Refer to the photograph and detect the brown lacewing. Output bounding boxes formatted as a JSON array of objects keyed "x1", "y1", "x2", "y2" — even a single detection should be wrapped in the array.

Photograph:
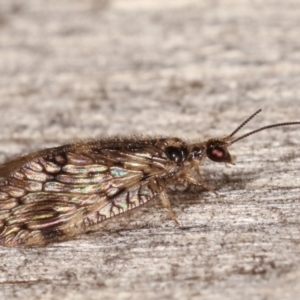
[{"x1": 0, "y1": 109, "x2": 299, "y2": 247}]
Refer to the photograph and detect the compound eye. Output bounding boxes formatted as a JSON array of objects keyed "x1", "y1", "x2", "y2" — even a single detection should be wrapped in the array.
[
  {"x1": 206, "y1": 143, "x2": 231, "y2": 163},
  {"x1": 165, "y1": 146, "x2": 187, "y2": 163}
]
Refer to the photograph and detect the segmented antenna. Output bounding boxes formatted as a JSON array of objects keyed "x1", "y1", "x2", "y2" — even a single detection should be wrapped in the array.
[
  {"x1": 228, "y1": 109, "x2": 300, "y2": 145},
  {"x1": 228, "y1": 109, "x2": 262, "y2": 138}
]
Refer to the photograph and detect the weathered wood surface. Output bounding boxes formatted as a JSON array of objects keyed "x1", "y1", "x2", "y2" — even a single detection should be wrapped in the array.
[{"x1": 0, "y1": 0, "x2": 300, "y2": 299}]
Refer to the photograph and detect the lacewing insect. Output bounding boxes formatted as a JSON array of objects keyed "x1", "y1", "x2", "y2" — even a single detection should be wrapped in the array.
[{"x1": 0, "y1": 109, "x2": 299, "y2": 247}]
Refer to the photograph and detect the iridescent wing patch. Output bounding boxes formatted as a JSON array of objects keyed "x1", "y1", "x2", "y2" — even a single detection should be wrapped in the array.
[{"x1": 0, "y1": 142, "x2": 168, "y2": 246}]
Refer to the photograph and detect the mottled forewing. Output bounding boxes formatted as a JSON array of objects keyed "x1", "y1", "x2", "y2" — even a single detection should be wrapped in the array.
[{"x1": 0, "y1": 145, "x2": 167, "y2": 246}]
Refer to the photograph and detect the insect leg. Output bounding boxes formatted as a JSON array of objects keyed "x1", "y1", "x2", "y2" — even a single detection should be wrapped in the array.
[
  {"x1": 185, "y1": 174, "x2": 219, "y2": 197},
  {"x1": 159, "y1": 191, "x2": 180, "y2": 225}
]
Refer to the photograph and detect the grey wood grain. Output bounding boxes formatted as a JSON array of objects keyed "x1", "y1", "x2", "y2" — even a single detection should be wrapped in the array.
[{"x1": 0, "y1": 0, "x2": 300, "y2": 299}]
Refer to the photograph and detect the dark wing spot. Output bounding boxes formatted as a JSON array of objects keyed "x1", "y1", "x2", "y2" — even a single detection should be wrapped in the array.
[{"x1": 40, "y1": 228, "x2": 64, "y2": 241}]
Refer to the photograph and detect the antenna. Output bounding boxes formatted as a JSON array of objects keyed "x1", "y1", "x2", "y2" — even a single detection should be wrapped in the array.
[
  {"x1": 227, "y1": 109, "x2": 262, "y2": 138},
  {"x1": 227, "y1": 109, "x2": 300, "y2": 145},
  {"x1": 231, "y1": 121, "x2": 300, "y2": 144}
]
